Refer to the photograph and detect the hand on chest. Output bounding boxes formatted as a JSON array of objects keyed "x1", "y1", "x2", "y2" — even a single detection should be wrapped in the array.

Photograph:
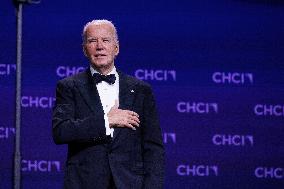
[{"x1": 96, "y1": 81, "x2": 119, "y2": 114}]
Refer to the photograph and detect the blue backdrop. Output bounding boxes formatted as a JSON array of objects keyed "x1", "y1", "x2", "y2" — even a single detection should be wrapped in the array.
[{"x1": 1, "y1": 0, "x2": 284, "y2": 188}]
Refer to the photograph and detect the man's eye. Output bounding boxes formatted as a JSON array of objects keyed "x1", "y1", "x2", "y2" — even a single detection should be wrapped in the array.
[
  {"x1": 103, "y1": 39, "x2": 110, "y2": 42},
  {"x1": 88, "y1": 39, "x2": 97, "y2": 43}
]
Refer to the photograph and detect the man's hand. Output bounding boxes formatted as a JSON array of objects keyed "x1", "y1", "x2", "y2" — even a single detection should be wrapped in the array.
[{"x1": 107, "y1": 100, "x2": 140, "y2": 130}]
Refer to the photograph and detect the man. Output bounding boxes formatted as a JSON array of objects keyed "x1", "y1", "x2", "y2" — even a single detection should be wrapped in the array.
[{"x1": 52, "y1": 19, "x2": 165, "y2": 189}]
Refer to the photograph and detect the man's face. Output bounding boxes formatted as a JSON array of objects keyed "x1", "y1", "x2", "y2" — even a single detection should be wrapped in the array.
[{"x1": 83, "y1": 24, "x2": 119, "y2": 71}]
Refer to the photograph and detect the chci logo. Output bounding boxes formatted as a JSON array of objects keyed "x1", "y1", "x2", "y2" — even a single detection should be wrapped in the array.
[
  {"x1": 162, "y1": 132, "x2": 176, "y2": 144},
  {"x1": 135, "y1": 69, "x2": 176, "y2": 81},
  {"x1": 21, "y1": 96, "x2": 55, "y2": 108},
  {"x1": 0, "y1": 64, "x2": 16, "y2": 76},
  {"x1": 254, "y1": 104, "x2": 284, "y2": 117},
  {"x1": 0, "y1": 127, "x2": 15, "y2": 139},
  {"x1": 56, "y1": 66, "x2": 85, "y2": 78},
  {"x1": 177, "y1": 164, "x2": 218, "y2": 177},
  {"x1": 212, "y1": 134, "x2": 254, "y2": 146},
  {"x1": 255, "y1": 167, "x2": 283, "y2": 179},
  {"x1": 212, "y1": 72, "x2": 253, "y2": 84},
  {"x1": 22, "y1": 160, "x2": 61, "y2": 172},
  {"x1": 177, "y1": 102, "x2": 218, "y2": 114}
]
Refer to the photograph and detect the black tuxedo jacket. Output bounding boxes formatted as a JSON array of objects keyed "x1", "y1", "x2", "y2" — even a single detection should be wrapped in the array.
[{"x1": 52, "y1": 69, "x2": 165, "y2": 189}]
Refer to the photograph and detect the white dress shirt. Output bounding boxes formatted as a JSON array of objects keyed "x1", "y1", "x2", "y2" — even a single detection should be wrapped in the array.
[{"x1": 90, "y1": 66, "x2": 119, "y2": 137}]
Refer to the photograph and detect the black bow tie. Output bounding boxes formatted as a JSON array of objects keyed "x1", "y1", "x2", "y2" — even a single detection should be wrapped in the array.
[{"x1": 93, "y1": 73, "x2": 116, "y2": 85}]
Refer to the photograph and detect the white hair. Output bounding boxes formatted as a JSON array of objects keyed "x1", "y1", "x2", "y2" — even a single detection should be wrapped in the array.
[{"x1": 82, "y1": 19, "x2": 119, "y2": 44}]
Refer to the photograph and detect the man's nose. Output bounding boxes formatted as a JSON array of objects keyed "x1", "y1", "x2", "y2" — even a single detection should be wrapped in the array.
[{"x1": 96, "y1": 40, "x2": 104, "y2": 50}]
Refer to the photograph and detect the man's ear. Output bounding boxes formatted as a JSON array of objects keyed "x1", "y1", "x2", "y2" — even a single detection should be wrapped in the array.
[{"x1": 115, "y1": 44, "x2": 119, "y2": 56}]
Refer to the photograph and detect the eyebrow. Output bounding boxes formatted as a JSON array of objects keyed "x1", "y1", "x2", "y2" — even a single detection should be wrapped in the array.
[{"x1": 87, "y1": 36, "x2": 112, "y2": 39}]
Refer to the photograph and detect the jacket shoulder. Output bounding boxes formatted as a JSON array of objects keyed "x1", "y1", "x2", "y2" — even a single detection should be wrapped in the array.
[{"x1": 123, "y1": 74, "x2": 153, "y2": 95}]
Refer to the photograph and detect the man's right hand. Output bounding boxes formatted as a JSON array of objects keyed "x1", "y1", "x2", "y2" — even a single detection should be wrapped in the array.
[{"x1": 107, "y1": 100, "x2": 140, "y2": 130}]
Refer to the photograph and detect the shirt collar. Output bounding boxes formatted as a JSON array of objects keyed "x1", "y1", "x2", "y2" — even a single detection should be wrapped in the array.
[{"x1": 90, "y1": 66, "x2": 117, "y2": 76}]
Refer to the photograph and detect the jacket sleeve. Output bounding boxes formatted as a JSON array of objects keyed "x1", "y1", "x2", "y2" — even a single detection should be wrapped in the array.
[
  {"x1": 142, "y1": 85, "x2": 165, "y2": 189},
  {"x1": 52, "y1": 80, "x2": 106, "y2": 145}
]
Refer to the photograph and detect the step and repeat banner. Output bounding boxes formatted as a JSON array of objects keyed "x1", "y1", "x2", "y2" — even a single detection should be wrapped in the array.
[{"x1": 1, "y1": 0, "x2": 283, "y2": 188}]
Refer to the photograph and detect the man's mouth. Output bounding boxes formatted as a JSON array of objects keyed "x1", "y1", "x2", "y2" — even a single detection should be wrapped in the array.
[{"x1": 95, "y1": 54, "x2": 107, "y2": 58}]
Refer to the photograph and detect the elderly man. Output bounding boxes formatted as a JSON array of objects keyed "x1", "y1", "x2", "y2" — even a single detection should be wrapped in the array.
[{"x1": 52, "y1": 19, "x2": 165, "y2": 189}]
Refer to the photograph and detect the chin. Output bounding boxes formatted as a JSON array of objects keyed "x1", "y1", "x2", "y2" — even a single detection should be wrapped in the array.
[{"x1": 92, "y1": 62, "x2": 112, "y2": 69}]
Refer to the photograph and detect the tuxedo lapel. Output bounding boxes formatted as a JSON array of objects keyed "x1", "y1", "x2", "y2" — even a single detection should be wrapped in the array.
[
  {"x1": 75, "y1": 69, "x2": 104, "y2": 118},
  {"x1": 118, "y1": 71, "x2": 136, "y2": 110},
  {"x1": 113, "y1": 71, "x2": 137, "y2": 140}
]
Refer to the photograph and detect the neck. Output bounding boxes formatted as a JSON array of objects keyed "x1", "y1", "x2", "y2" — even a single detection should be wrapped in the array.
[{"x1": 92, "y1": 65, "x2": 114, "y2": 75}]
